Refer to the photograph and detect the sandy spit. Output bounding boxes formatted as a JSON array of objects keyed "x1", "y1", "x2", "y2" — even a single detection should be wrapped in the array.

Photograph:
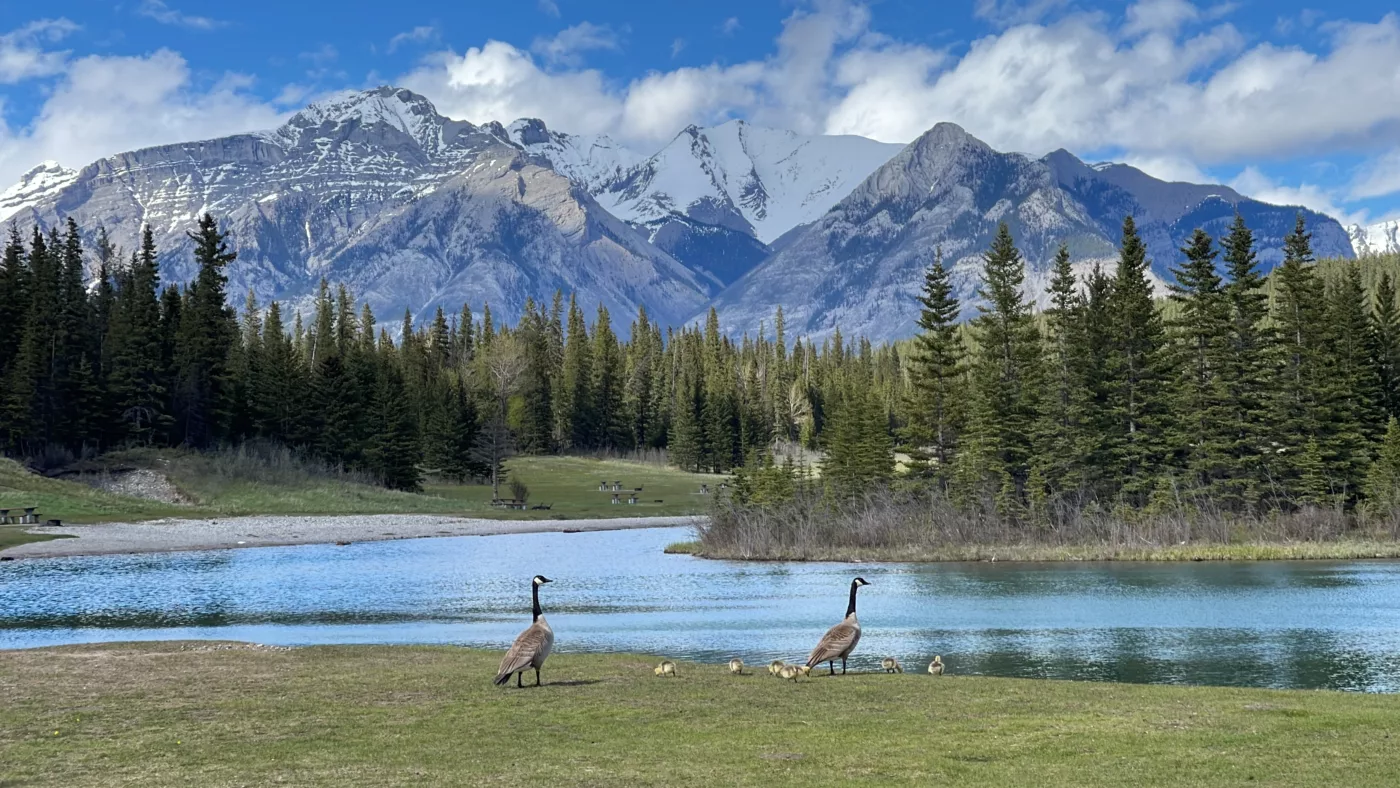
[{"x1": 0, "y1": 514, "x2": 704, "y2": 560}]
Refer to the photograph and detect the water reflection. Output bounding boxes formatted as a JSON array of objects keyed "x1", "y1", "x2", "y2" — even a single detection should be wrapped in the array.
[{"x1": 2, "y1": 527, "x2": 1400, "y2": 692}]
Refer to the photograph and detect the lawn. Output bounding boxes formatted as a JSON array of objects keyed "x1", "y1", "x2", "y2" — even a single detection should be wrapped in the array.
[
  {"x1": 0, "y1": 454, "x2": 717, "y2": 529},
  {"x1": 1, "y1": 643, "x2": 1396, "y2": 787}
]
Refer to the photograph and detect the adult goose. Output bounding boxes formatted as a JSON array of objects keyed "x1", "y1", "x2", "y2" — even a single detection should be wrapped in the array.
[
  {"x1": 493, "y1": 575, "x2": 554, "y2": 687},
  {"x1": 807, "y1": 577, "x2": 870, "y2": 675}
]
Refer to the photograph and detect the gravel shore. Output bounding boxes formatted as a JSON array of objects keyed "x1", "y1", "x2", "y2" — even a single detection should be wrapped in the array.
[{"x1": 0, "y1": 514, "x2": 703, "y2": 559}]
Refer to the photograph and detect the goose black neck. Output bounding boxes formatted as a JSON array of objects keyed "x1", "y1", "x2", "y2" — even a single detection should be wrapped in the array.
[
  {"x1": 846, "y1": 580, "x2": 860, "y2": 618},
  {"x1": 532, "y1": 582, "x2": 542, "y2": 622}
]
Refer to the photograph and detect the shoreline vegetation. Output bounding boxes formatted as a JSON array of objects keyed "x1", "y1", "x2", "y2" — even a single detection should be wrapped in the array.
[{"x1": 3, "y1": 642, "x2": 1397, "y2": 786}]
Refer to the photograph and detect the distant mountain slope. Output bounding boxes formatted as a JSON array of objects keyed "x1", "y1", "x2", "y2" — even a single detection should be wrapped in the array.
[
  {"x1": 2, "y1": 87, "x2": 715, "y2": 329},
  {"x1": 510, "y1": 119, "x2": 902, "y2": 284},
  {"x1": 706, "y1": 123, "x2": 1354, "y2": 342},
  {"x1": 1350, "y1": 220, "x2": 1400, "y2": 257}
]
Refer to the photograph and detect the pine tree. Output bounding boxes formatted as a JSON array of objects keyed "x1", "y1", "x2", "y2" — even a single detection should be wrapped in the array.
[
  {"x1": 964, "y1": 223, "x2": 1043, "y2": 514},
  {"x1": 1106, "y1": 216, "x2": 1169, "y2": 502},
  {"x1": 1219, "y1": 214, "x2": 1272, "y2": 507},
  {"x1": 1167, "y1": 229, "x2": 1233, "y2": 501},
  {"x1": 1369, "y1": 272, "x2": 1400, "y2": 422},
  {"x1": 1271, "y1": 215, "x2": 1331, "y2": 502},
  {"x1": 172, "y1": 213, "x2": 237, "y2": 447},
  {"x1": 906, "y1": 247, "x2": 964, "y2": 483},
  {"x1": 1322, "y1": 263, "x2": 1381, "y2": 497},
  {"x1": 1365, "y1": 416, "x2": 1400, "y2": 513},
  {"x1": 1032, "y1": 244, "x2": 1084, "y2": 499},
  {"x1": 559, "y1": 295, "x2": 594, "y2": 449},
  {"x1": 591, "y1": 305, "x2": 627, "y2": 450}
]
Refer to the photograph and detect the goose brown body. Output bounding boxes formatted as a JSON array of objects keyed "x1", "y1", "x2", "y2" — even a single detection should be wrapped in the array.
[
  {"x1": 807, "y1": 578, "x2": 869, "y2": 675},
  {"x1": 493, "y1": 576, "x2": 555, "y2": 687}
]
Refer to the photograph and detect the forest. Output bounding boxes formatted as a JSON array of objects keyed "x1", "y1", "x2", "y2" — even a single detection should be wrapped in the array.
[{"x1": 3, "y1": 211, "x2": 1400, "y2": 530}]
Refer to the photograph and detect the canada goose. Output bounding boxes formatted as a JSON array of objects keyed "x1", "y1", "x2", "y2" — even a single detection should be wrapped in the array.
[
  {"x1": 807, "y1": 577, "x2": 870, "y2": 675},
  {"x1": 928, "y1": 656, "x2": 945, "y2": 676},
  {"x1": 768, "y1": 659, "x2": 786, "y2": 676},
  {"x1": 654, "y1": 660, "x2": 677, "y2": 678},
  {"x1": 728, "y1": 658, "x2": 745, "y2": 675},
  {"x1": 881, "y1": 657, "x2": 903, "y2": 673},
  {"x1": 492, "y1": 575, "x2": 554, "y2": 688}
]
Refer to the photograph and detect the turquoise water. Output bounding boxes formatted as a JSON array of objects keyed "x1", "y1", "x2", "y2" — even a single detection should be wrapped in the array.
[{"x1": 3, "y1": 526, "x2": 1400, "y2": 691}]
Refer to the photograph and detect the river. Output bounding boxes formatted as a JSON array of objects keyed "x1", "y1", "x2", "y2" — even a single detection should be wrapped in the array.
[{"x1": 3, "y1": 526, "x2": 1400, "y2": 692}]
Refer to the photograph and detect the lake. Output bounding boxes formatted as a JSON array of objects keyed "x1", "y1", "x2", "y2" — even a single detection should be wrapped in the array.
[{"x1": 3, "y1": 526, "x2": 1400, "y2": 692}]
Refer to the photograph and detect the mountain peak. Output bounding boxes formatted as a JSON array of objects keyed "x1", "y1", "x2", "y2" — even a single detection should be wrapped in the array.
[
  {"x1": 0, "y1": 160, "x2": 79, "y2": 223},
  {"x1": 278, "y1": 86, "x2": 445, "y2": 147},
  {"x1": 507, "y1": 118, "x2": 552, "y2": 146}
]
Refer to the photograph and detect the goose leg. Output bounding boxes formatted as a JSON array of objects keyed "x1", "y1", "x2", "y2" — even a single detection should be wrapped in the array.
[
  {"x1": 828, "y1": 661, "x2": 836, "y2": 676},
  {"x1": 535, "y1": 667, "x2": 542, "y2": 687},
  {"x1": 516, "y1": 672, "x2": 523, "y2": 688},
  {"x1": 841, "y1": 658, "x2": 847, "y2": 675}
]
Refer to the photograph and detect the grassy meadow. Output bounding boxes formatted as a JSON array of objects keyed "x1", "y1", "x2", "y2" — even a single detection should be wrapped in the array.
[{"x1": 1, "y1": 642, "x2": 1397, "y2": 787}]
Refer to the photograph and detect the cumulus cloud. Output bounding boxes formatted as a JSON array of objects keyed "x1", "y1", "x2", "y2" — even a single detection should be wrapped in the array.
[
  {"x1": 530, "y1": 22, "x2": 621, "y2": 67},
  {"x1": 973, "y1": 0, "x2": 1070, "y2": 27},
  {"x1": 137, "y1": 1, "x2": 225, "y2": 31},
  {"x1": 0, "y1": 49, "x2": 285, "y2": 186},
  {"x1": 0, "y1": 19, "x2": 78, "y2": 83},
  {"x1": 1230, "y1": 167, "x2": 1365, "y2": 227}
]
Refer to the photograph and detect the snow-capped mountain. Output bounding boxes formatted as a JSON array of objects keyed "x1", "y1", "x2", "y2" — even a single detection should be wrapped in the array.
[
  {"x1": 1350, "y1": 221, "x2": 1400, "y2": 257},
  {"x1": 706, "y1": 123, "x2": 1354, "y2": 342},
  {"x1": 509, "y1": 118, "x2": 902, "y2": 283},
  {"x1": 0, "y1": 161, "x2": 79, "y2": 222},
  {"x1": 2, "y1": 87, "x2": 715, "y2": 329}
]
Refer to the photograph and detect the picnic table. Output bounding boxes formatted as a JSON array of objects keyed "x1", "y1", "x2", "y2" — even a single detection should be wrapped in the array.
[
  {"x1": 0, "y1": 507, "x2": 39, "y2": 525},
  {"x1": 491, "y1": 498, "x2": 528, "y2": 511}
]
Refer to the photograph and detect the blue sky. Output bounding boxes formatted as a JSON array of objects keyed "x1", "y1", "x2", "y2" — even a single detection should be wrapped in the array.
[{"x1": 3, "y1": 1, "x2": 1400, "y2": 226}]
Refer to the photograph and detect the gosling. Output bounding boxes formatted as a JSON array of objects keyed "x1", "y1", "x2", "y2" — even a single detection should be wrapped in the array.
[
  {"x1": 728, "y1": 658, "x2": 745, "y2": 675},
  {"x1": 654, "y1": 660, "x2": 677, "y2": 678},
  {"x1": 881, "y1": 657, "x2": 903, "y2": 673},
  {"x1": 768, "y1": 659, "x2": 786, "y2": 677},
  {"x1": 778, "y1": 664, "x2": 812, "y2": 682},
  {"x1": 928, "y1": 656, "x2": 945, "y2": 676}
]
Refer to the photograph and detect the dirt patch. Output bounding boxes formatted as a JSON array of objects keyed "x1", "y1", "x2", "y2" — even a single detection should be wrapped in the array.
[{"x1": 76, "y1": 469, "x2": 191, "y2": 505}]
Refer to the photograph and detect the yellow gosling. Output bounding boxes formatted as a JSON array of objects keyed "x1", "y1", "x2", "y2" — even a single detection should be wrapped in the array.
[
  {"x1": 768, "y1": 659, "x2": 786, "y2": 677},
  {"x1": 778, "y1": 664, "x2": 803, "y2": 682},
  {"x1": 727, "y1": 658, "x2": 744, "y2": 675},
  {"x1": 928, "y1": 656, "x2": 944, "y2": 676},
  {"x1": 654, "y1": 660, "x2": 677, "y2": 678},
  {"x1": 881, "y1": 657, "x2": 903, "y2": 673}
]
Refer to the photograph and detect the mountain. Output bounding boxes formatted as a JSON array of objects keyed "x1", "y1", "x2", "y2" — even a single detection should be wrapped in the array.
[
  {"x1": 0, "y1": 161, "x2": 78, "y2": 222},
  {"x1": 1350, "y1": 220, "x2": 1400, "y2": 257},
  {"x1": 705, "y1": 123, "x2": 1355, "y2": 342},
  {"x1": 1, "y1": 87, "x2": 715, "y2": 329},
  {"x1": 510, "y1": 119, "x2": 903, "y2": 284}
]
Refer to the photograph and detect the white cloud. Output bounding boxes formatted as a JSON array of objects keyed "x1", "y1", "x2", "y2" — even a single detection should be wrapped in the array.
[
  {"x1": 137, "y1": 1, "x2": 225, "y2": 31},
  {"x1": 389, "y1": 26, "x2": 438, "y2": 54},
  {"x1": 1230, "y1": 167, "x2": 1366, "y2": 227},
  {"x1": 671, "y1": 38, "x2": 686, "y2": 58},
  {"x1": 1123, "y1": 0, "x2": 1200, "y2": 37},
  {"x1": 538, "y1": 0, "x2": 560, "y2": 18},
  {"x1": 1351, "y1": 151, "x2": 1400, "y2": 202},
  {"x1": 973, "y1": 0, "x2": 1070, "y2": 27},
  {"x1": 721, "y1": 17, "x2": 742, "y2": 36},
  {"x1": 0, "y1": 50, "x2": 285, "y2": 187},
  {"x1": 530, "y1": 22, "x2": 621, "y2": 67},
  {"x1": 0, "y1": 19, "x2": 78, "y2": 83},
  {"x1": 1119, "y1": 154, "x2": 1213, "y2": 184}
]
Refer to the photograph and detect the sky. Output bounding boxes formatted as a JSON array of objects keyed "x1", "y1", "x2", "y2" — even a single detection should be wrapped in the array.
[{"x1": 3, "y1": 0, "x2": 1400, "y2": 227}]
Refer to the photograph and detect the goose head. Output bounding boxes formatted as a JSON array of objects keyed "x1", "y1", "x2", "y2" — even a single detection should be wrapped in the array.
[{"x1": 533, "y1": 575, "x2": 553, "y2": 586}]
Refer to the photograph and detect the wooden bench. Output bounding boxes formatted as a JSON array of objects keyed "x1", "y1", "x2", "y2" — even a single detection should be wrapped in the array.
[
  {"x1": 611, "y1": 481, "x2": 623, "y2": 492},
  {"x1": 627, "y1": 494, "x2": 638, "y2": 505},
  {"x1": 4, "y1": 507, "x2": 41, "y2": 524},
  {"x1": 491, "y1": 498, "x2": 528, "y2": 511}
]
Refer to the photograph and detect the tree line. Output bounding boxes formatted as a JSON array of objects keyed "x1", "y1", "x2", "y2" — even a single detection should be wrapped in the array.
[{"x1": 4, "y1": 211, "x2": 1400, "y2": 519}]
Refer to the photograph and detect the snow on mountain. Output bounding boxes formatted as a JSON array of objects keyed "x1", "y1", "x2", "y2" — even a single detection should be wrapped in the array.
[
  {"x1": 0, "y1": 161, "x2": 78, "y2": 222},
  {"x1": 1350, "y1": 220, "x2": 1400, "y2": 256},
  {"x1": 707, "y1": 122, "x2": 1355, "y2": 342},
  {"x1": 509, "y1": 118, "x2": 903, "y2": 283},
  {"x1": 3, "y1": 87, "x2": 714, "y2": 329}
]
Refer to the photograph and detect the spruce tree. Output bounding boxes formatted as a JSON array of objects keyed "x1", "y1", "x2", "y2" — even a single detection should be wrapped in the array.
[
  {"x1": 1032, "y1": 244, "x2": 1084, "y2": 499},
  {"x1": 1365, "y1": 416, "x2": 1400, "y2": 513},
  {"x1": 1167, "y1": 229, "x2": 1233, "y2": 501},
  {"x1": 364, "y1": 364, "x2": 422, "y2": 491},
  {"x1": 1219, "y1": 214, "x2": 1272, "y2": 507},
  {"x1": 964, "y1": 223, "x2": 1043, "y2": 514},
  {"x1": 591, "y1": 305, "x2": 628, "y2": 450},
  {"x1": 906, "y1": 247, "x2": 964, "y2": 483},
  {"x1": 1106, "y1": 216, "x2": 1169, "y2": 503},
  {"x1": 1369, "y1": 272, "x2": 1400, "y2": 422},
  {"x1": 1271, "y1": 215, "x2": 1331, "y2": 502},
  {"x1": 172, "y1": 213, "x2": 237, "y2": 447},
  {"x1": 559, "y1": 295, "x2": 594, "y2": 449},
  {"x1": 1322, "y1": 263, "x2": 1381, "y2": 496}
]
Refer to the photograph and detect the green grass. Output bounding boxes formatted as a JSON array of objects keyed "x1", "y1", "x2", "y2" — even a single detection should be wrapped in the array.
[
  {"x1": 1, "y1": 643, "x2": 1397, "y2": 787},
  {"x1": 0, "y1": 454, "x2": 716, "y2": 525},
  {"x1": 0, "y1": 526, "x2": 70, "y2": 551},
  {"x1": 686, "y1": 540, "x2": 1400, "y2": 563}
]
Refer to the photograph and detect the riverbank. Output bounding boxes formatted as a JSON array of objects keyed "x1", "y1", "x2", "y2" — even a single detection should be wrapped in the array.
[
  {"x1": 670, "y1": 539, "x2": 1400, "y2": 562},
  {"x1": 2, "y1": 642, "x2": 1396, "y2": 787},
  {"x1": 0, "y1": 514, "x2": 702, "y2": 559}
]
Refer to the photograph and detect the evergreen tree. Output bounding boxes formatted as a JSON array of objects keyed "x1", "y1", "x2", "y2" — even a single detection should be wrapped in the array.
[
  {"x1": 559, "y1": 295, "x2": 594, "y2": 449},
  {"x1": 963, "y1": 223, "x2": 1043, "y2": 514},
  {"x1": 1365, "y1": 416, "x2": 1400, "y2": 513},
  {"x1": 1271, "y1": 215, "x2": 1331, "y2": 501},
  {"x1": 1322, "y1": 263, "x2": 1381, "y2": 496},
  {"x1": 591, "y1": 305, "x2": 627, "y2": 449},
  {"x1": 906, "y1": 247, "x2": 964, "y2": 483},
  {"x1": 1369, "y1": 272, "x2": 1400, "y2": 422},
  {"x1": 172, "y1": 213, "x2": 237, "y2": 447},
  {"x1": 364, "y1": 364, "x2": 422, "y2": 491},
  {"x1": 1032, "y1": 244, "x2": 1084, "y2": 499},
  {"x1": 1219, "y1": 214, "x2": 1273, "y2": 507},
  {"x1": 1167, "y1": 229, "x2": 1233, "y2": 500},
  {"x1": 1106, "y1": 216, "x2": 1169, "y2": 502}
]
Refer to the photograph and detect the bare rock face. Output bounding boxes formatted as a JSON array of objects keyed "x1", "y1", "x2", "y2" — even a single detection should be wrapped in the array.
[
  {"x1": 6, "y1": 87, "x2": 715, "y2": 329},
  {"x1": 706, "y1": 123, "x2": 1355, "y2": 342}
]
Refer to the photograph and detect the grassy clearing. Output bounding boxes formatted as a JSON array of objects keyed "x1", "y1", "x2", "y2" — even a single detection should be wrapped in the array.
[
  {"x1": 683, "y1": 540, "x2": 1400, "y2": 562},
  {"x1": 0, "y1": 527, "x2": 70, "y2": 551},
  {"x1": 1, "y1": 642, "x2": 1397, "y2": 787},
  {"x1": 0, "y1": 453, "x2": 716, "y2": 525}
]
